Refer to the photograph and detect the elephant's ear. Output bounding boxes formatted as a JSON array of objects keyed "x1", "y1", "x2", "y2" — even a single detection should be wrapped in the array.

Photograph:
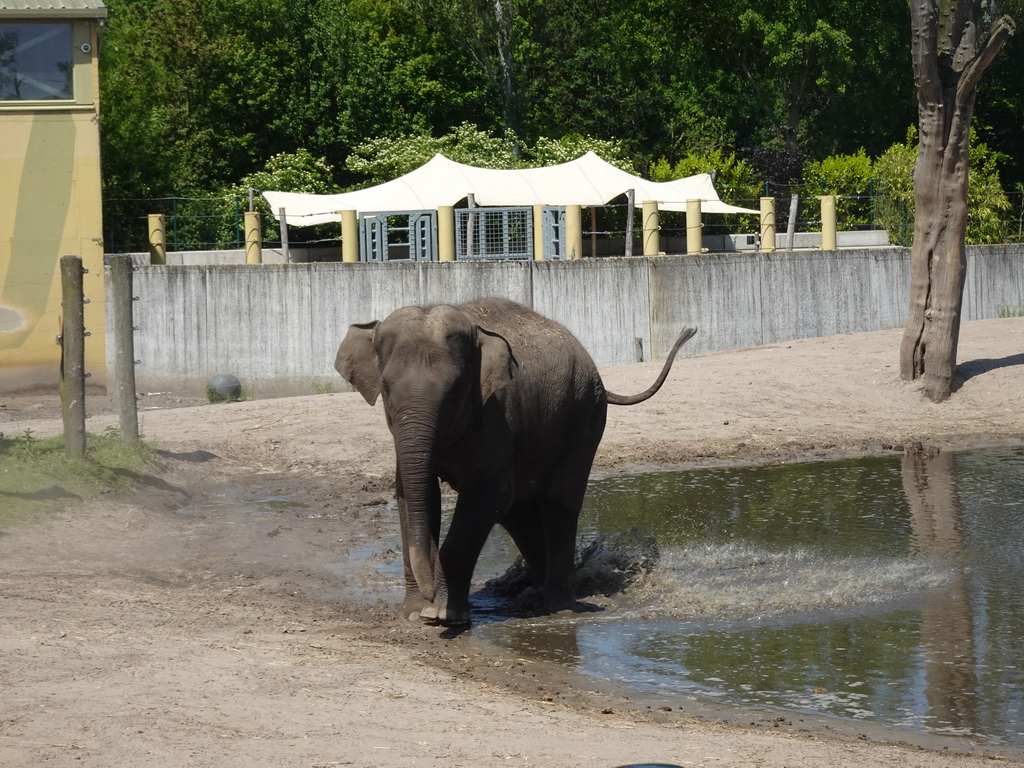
[
  {"x1": 335, "y1": 321, "x2": 381, "y2": 406},
  {"x1": 477, "y1": 326, "x2": 517, "y2": 403}
]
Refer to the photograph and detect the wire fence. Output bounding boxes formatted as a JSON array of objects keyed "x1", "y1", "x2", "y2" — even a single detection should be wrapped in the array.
[
  {"x1": 103, "y1": 194, "x2": 338, "y2": 254},
  {"x1": 103, "y1": 190, "x2": 1024, "y2": 255}
]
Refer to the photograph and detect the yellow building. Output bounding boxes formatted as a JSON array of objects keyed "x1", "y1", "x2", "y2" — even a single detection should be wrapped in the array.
[{"x1": 0, "y1": 0, "x2": 107, "y2": 392}]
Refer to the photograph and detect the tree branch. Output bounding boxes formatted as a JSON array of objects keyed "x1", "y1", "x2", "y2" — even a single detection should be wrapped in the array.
[{"x1": 957, "y1": 15, "x2": 1015, "y2": 106}]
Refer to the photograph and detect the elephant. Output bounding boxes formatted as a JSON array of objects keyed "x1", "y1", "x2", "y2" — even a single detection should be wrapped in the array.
[{"x1": 336, "y1": 297, "x2": 695, "y2": 625}]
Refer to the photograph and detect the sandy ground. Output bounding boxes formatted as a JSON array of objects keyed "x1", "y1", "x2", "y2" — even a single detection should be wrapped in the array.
[{"x1": 2, "y1": 317, "x2": 1023, "y2": 767}]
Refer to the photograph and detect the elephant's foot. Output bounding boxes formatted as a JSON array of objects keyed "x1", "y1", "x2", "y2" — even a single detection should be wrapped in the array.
[
  {"x1": 542, "y1": 590, "x2": 576, "y2": 614},
  {"x1": 398, "y1": 596, "x2": 433, "y2": 622},
  {"x1": 418, "y1": 601, "x2": 471, "y2": 626}
]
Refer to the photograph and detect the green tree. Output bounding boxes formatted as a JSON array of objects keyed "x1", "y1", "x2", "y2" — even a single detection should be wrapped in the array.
[
  {"x1": 735, "y1": 5, "x2": 855, "y2": 151},
  {"x1": 345, "y1": 124, "x2": 637, "y2": 184},
  {"x1": 413, "y1": 0, "x2": 527, "y2": 136},
  {"x1": 874, "y1": 128, "x2": 918, "y2": 246},
  {"x1": 101, "y1": 0, "x2": 489, "y2": 194},
  {"x1": 650, "y1": 150, "x2": 762, "y2": 202},
  {"x1": 345, "y1": 122, "x2": 523, "y2": 183},
  {"x1": 875, "y1": 126, "x2": 1012, "y2": 247},
  {"x1": 101, "y1": 0, "x2": 308, "y2": 195},
  {"x1": 519, "y1": 0, "x2": 742, "y2": 162},
  {"x1": 723, "y1": 0, "x2": 915, "y2": 162},
  {"x1": 527, "y1": 134, "x2": 636, "y2": 171},
  {"x1": 289, "y1": 0, "x2": 491, "y2": 172},
  {"x1": 975, "y1": 0, "x2": 1024, "y2": 191},
  {"x1": 212, "y1": 150, "x2": 338, "y2": 244},
  {"x1": 803, "y1": 149, "x2": 875, "y2": 230}
]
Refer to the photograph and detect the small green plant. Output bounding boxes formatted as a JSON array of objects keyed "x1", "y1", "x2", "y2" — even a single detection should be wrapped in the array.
[
  {"x1": 202, "y1": 387, "x2": 225, "y2": 405},
  {"x1": 997, "y1": 304, "x2": 1024, "y2": 318},
  {"x1": 204, "y1": 383, "x2": 252, "y2": 403},
  {"x1": 311, "y1": 379, "x2": 337, "y2": 395}
]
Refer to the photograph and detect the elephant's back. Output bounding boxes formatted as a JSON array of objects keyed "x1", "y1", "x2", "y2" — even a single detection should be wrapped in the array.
[
  {"x1": 458, "y1": 298, "x2": 598, "y2": 375},
  {"x1": 460, "y1": 298, "x2": 607, "y2": 473}
]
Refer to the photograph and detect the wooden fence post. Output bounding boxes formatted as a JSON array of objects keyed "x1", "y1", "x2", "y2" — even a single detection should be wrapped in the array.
[
  {"x1": 60, "y1": 255, "x2": 86, "y2": 459},
  {"x1": 148, "y1": 214, "x2": 167, "y2": 265},
  {"x1": 565, "y1": 205, "x2": 583, "y2": 260},
  {"x1": 532, "y1": 205, "x2": 545, "y2": 261},
  {"x1": 244, "y1": 211, "x2": 262, "y2": 264},
  {"x1": 340, "y1": 210, "x2": 359, "y2": 263},
  {"x1": 760, "y1": 197, "x2": 776, "y2": 252},
  {"x1": 642, "y1": 200, "x2": 660, "y2": 256},
  {"x1": 820, "y1": 195, "x2": 837, "y2": 251},
  {"x1": 686, "y1": 199, "x2": 703, "y2": 255},
  {"x1": 110, "y1": 255, "x2": 140, "y2": 443},
  {"x1": 437, "y1": 206, "x2": 456, "y2": 262}
]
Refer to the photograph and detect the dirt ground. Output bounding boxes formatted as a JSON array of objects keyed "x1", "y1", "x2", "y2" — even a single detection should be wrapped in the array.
[{"x1": 2, "y1": 317, "x2": 1023, "y2": 767}]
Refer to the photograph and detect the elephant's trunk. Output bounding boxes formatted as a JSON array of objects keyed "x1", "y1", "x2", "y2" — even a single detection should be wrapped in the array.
[{"x1": 393, "y1": 415, "x2": 442, "y2": 603}]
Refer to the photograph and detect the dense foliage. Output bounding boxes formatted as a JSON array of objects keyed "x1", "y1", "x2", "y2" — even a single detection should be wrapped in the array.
[{"x1": 98, "y1": 0, "x2": 1022, "y2": 248}]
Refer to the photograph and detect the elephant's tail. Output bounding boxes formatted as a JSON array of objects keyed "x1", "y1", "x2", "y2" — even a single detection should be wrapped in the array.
[{"x1": 606, "y1": 327, "x2": 696, "y2": 406}]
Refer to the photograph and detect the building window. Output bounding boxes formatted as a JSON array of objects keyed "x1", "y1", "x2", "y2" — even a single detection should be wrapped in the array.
[{"x1": 0, "y1": 23, "x2": 74, "y2": 101}]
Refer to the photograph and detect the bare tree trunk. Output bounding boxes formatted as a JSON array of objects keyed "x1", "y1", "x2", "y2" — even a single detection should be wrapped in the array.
[{"x1": 900, "y1": 1, "x2": 1014, "y2": 402}]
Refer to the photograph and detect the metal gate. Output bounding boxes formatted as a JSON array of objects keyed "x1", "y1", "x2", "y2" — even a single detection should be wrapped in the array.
[
  {"x1": 541, "y1": 207, "x2": 567, "y2": 260},
  {"x1": 455, "y1": 207, "x2": 532, "y2": 260},
  {"x1": 359, "y1": 210, "x2": 437, "y2": 262}
]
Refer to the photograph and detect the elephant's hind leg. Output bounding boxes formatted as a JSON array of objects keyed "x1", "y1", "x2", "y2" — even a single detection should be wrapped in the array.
[
  {"x1": 537, "y1": 495, "x2": 581, "y2": 613},
  {"x1": 502, "y1": 501, "x2": 547, "y2": 585},
  {"x1": 536, "y1": 436, "x2": 600, "y2": 614}
]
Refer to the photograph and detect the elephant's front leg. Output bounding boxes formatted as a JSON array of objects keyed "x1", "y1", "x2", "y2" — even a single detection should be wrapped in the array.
[
  {"x1": 395, "y1": 466, "x2": 442, "y2": 621},
  {"x1": 418, "y1": 491, "x2": 498, "y2": 625}
]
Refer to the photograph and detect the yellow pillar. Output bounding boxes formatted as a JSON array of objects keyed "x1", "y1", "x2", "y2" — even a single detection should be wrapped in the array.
[
  {"x1": 148, "y1": 214, "x2": 166, "y2": 265},
  {"x1": 532, "y1": 205, "x2": 545, "y2": 260},
  {"x1": 244, "y1": 211, "x2": 262, "y2": 264},
  {"x1": 686, "y1": 199, "x2": 703, "y2": 255},
  {"x1": 340, "y1": 210, "x2": 359, "y2": 263},
  {"x1": 437, "y1": 206, "x2": 455, "y2": 262},
  {"x1": 759, "y1": 197, "x2": 776, "y2": 253},
  {"x1": 642, "y1": 200, "x2": 660, "y2": 256},
  {"x1": 565, "y1": 204, "x2": 583, "y2": 260},
  {"x1": 820, "y1": 195, "x2": 837, "y2": 251}
]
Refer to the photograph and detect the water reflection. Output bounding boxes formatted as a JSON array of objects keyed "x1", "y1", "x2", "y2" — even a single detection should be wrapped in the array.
[
  {"x1": 472, "y1": 447, "x2": 1024, "y2": 746},
  {"x1": 903, "y1": 451, "x2": 980, "y2": 736}
]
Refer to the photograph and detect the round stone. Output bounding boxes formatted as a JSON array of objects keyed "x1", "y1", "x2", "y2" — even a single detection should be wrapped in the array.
[{"x1": 206, "y1": 373, "x2": 242, "y2": 402}]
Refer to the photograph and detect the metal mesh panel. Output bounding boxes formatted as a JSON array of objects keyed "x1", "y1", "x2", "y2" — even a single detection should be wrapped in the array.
[{"x1": 455, "y1": 207, "x2": 532, "y2": 260}]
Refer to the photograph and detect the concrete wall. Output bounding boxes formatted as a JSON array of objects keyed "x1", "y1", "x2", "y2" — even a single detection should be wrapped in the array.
[{"x1": 112, "y1": 245, "x2": 1024, "y2": 398}]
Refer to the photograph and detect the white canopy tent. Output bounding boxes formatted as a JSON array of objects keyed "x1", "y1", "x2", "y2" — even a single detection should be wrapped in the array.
[{"x1": 262, "y1": 152, "x2": 758, "y2": 227}]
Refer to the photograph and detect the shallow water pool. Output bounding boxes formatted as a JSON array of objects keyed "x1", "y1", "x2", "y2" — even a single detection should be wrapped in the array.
[{"x1": 471, "y1": 447, "x2": 1024, "y2": 746}]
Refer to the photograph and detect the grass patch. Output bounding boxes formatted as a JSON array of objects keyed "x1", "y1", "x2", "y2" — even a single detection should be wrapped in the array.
[
  {"x1": 0, "y1": 428, "x2": 153, "y2": 528},
  {"x1": 204, "y1": 384, "x2": 253, "y2": 403},
  {"x1": 311, "y1": 378, "x2": 337, "y2": 395},
  {"x1": 997, "y1": 304, "x2": 1024, "y2": 318}
]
